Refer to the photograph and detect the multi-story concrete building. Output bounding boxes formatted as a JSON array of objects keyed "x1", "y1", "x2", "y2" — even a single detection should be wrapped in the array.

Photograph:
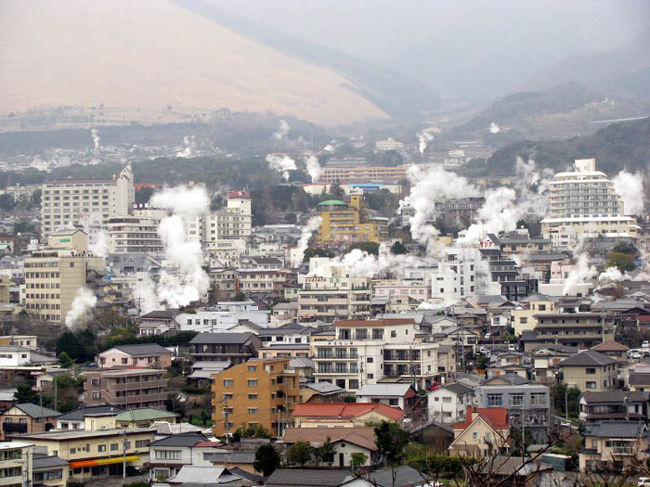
[
  {"x1": 83, "y1": 368, "x2": 168, "y2": 408},
  {"x1": 0, "y1": 441, "x2": 33, "y2": 487},
  {"x1": 204, "y1": 190, "x2": 252, "y2": 244},
  {"x1": 40, "y1": 166, "x2": 134, "y2": 239},
  {"x1": 189, "y1": 332, "x2": 261, "y2": 364},
  {"x1": 532, "y1": 313, "x2": 615, "y2": 349},
  {"x1": 316, "y1": 195, "x2": 388, "y2": 244},
  {"x1": 312, "y1": 318, "x2": 443, "y2": 391},
  {"x1": 540, "y1": 159, "x2": 639, "y2": 249},
  {"x1": 557, "y1": 350, "x2": 618, "y2": 392},
  {"x1": 105, "y1": 213, "x2": 163, "y2": 254},
  {"x1": 320, "y1": 165, "x2": 407, "y2": 184},
  {"x1": 475, "y1": 375, "x2": 552, "y2": 443},
  {"x1": 211, "y1": 357, "x2": 300, "y2": 437},
  {"x1": 298, "y1": 266, "x2": 371, "y2": 322},
  {"x1": 23, "y1": 229, "x2": 104, "y2": 324}
]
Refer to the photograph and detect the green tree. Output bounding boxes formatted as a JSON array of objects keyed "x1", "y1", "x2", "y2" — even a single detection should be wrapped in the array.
[
  {"x1": 550, "y1": 384, "x2": 581, "y2": 418},
  {"x1": 349, "y1": 241, "x2": 380, "y2": 255},
  {"x1": 58, "y1": 351, "x2": 73, "y2": 367},
  {"x1": 315, "y1": 437, "x2": 335, "y2": 465},
  {"x1": 254, "y1": 444, "x2": 281, "y2": 477},
  {"x1": 351, "y1": 452, "x2": 368, "y2": 470},
  {"x1": 233, "y1": 292, "x2": 247, "y2": 302},
  {"x1": 287, "y1": 441, "x2": 314, "y2": 466},
  {"x1": 55, "y1": 329, "x2": 98, "y2": 363},
  {"x1": 375, "y1": 421, "x2": 409, "y2": 466},
  {"x1": 14, "y1": 383, "x2": 38, "y2": 404},
  {"x1": 607, "y1": 252, "x2": 637, "y2": 272},
  {"x1": 390, "y1": 241, "x2": 407, "y2": 255},
  {"x1": 0, "y1": 194, "x2": 15, "y2": 211}
]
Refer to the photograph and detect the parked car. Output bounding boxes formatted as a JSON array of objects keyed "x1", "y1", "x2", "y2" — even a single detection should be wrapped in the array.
[
  {"x1": 508, "y1": 344, "x2": 516, "y2": 352},
  {"x1": 637, "y1": 477, "x2": 650, "y2": 486}
]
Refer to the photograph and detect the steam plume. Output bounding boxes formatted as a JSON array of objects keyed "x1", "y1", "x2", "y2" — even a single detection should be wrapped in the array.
[
  {"x1": 65, "y1": 287, "x2": 97, "y2": 328},
  {"x1": 489, "y1": 122, "x2": 501, "y2": 134},
  {"x1": 176, "y1": 135, "x2": 195, "y2": 158},
  {"x1": 612, "y1": 170, "x2": 645, "y2": 215},
  {"x1": 90, "y1": 128, "x2": 101, "y2": 152},
  {"x1": 292, "y1": 216, "x2": 322, "y2": 268},
  {"x1": 266, "y1": 154, "x2": 297, "y2": 181},
  {"x1": 562, "y1": 239, "x2": 598, "y2": 295},
  {"x1": 273, "y1": 120, "x2": 291, "y2": 140},
  {"x1": 305, "y1": 155, "x2": 322, "y2": 183},
  {"x1": 146, "y1": 185, "x2": 210, "y2": 308},
  {"x1": 417, "y1": 131, "x2": 434, "y2": 155}
]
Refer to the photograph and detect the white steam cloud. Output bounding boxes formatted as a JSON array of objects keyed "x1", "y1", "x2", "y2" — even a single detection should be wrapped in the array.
[
  {"x1": 305, "y1": 155, "x2": 322, "y2": 183},
  {"x1": 489, "y1": 122, "x2": 501, "y2": 134},
  {"x1": 266, "y1": 154, "x2": 297, "y2": 181},
  {"x1": 273, "y1": 120, "x2": 291, "y2": 140},
  {"x1": 292, "y1": 216, "x2": 322, "y2": 268},
  {"x1": 89, "y1": 230, "x2": 108, "y2": 258},
  {"x1": 140, "y1": 185, "x2": 210, "y2": 309},
  {"x1": 417, "y1": 131, "x2": 435, "y2": 155},
  {"x1": 612, "y1": 170, "x2": 645, "y2": 215},
  {"x1": 90, "y1": 128, "x2": 101, "y2": 152},
  {"x1": 598, "y1": 266, "x2": 623, "y2": 282},
  {"x1": 562, "y1": 238, "x2": 598, "y2": 295},
  {"x1": 65, "y1": 287, "x2": 97, "y2": 328},
  {"x1": 176, "y1": 135, "x2": 195, "y2": 158}
]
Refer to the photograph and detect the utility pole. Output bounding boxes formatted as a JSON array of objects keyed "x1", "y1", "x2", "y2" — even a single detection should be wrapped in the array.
[
  {"x1": 122, "y1": 428, "x2": 126, "y2": 485},
  {"x1": 54, "y1": 377, "x2": 57, "y2": 412},
  {"x1": 223, "y1": 397, "x2": 230, "y2": 445}
]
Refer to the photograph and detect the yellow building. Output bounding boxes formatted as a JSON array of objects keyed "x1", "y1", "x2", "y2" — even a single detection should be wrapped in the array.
[
  {"x1": 24, "y1": 229, "x2": 104, "y2": 324},
  {"x1": 13, "y1": 428, "x2": 153, "y2": 482},
  {"x1": 316, "y1": 195, "x2": 388, "y2": 244},
  {"x1": 211, "y1": 358, "x2": 300, "y2": 437},
  {"x1": 511, "y1": 294, "x2": 556, "y2": 336}
]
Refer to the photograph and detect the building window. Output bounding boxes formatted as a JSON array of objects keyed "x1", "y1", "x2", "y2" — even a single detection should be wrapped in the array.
[
  {"x1": 510, "y1": 394, "x2": 523, "y2": 406},
  {"x1": 586, "y1": 381, "x2": 597, "y2": 389},
  {"x1": 223, "y1": 380, "x2": 233, "y2": 387},
  {"x1": 248, "y1": 366, "x2": 257, "y2": 372},
  {"x1": 91, "y1": 392, "x2": 100, "y2": 400},
  {"x1": 585, "y1": 368, "x2": 596, "y2": 375},
  {"x1": 98, "y1": 445, "x2": 106, "y2": 452},
  {"x1": 248, "y1": 394, "x2": 258, "y2": 400},
  {"x1": 367, "y1": 357, "x2": 373, "y2": 363},
  {"x1": 111, "y1": 443, "x2": 119, "y2": 451},
  {"x1": 91, "y1": 378, "x2": 100, "y2": 386},
  {"x1": 248, "y1": 408, "x2": 258, "y2": 414},
  {"x1": 487, "y1": 394, "x2": 503, "y2": 406},
  {"x1": 247, "y1": 380, "x2": 258, "y2": 387}
]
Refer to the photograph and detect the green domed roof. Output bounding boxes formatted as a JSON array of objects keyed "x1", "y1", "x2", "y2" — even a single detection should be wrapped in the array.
[{"x1": 318, "y1": 200, "x2": 347, "y2": 206}]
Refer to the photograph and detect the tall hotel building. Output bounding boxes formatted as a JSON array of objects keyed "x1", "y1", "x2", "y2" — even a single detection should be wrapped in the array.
[
  {"x1": 541, "y1": 159, "x2": 638, "y2": 249},
  {"x1": 40, "y1": 166, "x2": 135, "y2": 239}
]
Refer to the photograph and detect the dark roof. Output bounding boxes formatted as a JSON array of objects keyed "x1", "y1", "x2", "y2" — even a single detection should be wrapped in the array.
[
  {"x1": 33, "y1": 456, "x2": 68, "y2": 469},
  {"x1": 229, "y1": 467, "x2": 263, "y2": 484},
  {"x1": 629, "y1": 373, "x2": 650, "y2": 386},
  {"x1": 12, "y1": 403, "x2": 61, "y2": 418},
  {"x1": 558, "y1": 350, "x2": 618, "y2": 367},
  {"x1": 189, "y1": 332, "x2": 255, "y2": 345},
  {"x1": 139, "y1": 310, "x2": 179, "y2": 320},
  {"x1": 111, "y1": 343, "x2": 171, "y2": 356},
  {"x1": 150, "y1": 433, "x2": 205, "y2": 447},
  {"x1": 357, "y1": 466, "x2": 431, "y2": 487},
  {"x1": 581, "y1": 391, "x2": 650, "y2": 404},
  {"x1": 482, "y1": 373, "x2": 529, "y2": 386},
  {"x1": 440, "y1": 382, "x2": 474, "y2": 395},
  {"x1": 586, "y1": 421, "x2": 649, "y2": 439},
  {"x1": 57, "y1": 405, "x2": 124, "y2": 421},
  {"x1": 205, "y1": 452, "x2": 255, "y2": 464},
  {"x1": 265, "y1": 468, "x2": 351, "y2": 486}
]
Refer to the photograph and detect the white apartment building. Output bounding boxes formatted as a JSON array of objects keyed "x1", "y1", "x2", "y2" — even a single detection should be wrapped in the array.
[
  {"x1": 0, "y1": 441, "x2": 32, "y2": 487},
  {"x1": 428, "y1": 381, "x2": 477, "y2": 424},
  {"x1": 105, "y1": 212, "x2": 163, "y2": 254},
  {"x1": 41, "y1": 166, "x2": 134, "y2": 239},
  {"x1": 429, "y1": 248, "x2": 497, "y2": 306},
  {"x1": 312, "y1": 318, "x2": 442, "y2": 391},
  {"x1": 541, "y1": 159, "x2": 639, "y2": 249}
]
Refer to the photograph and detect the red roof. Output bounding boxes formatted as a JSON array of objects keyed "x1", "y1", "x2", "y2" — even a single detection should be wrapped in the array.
[
  {"x1": 292, "y1": 402, "x2": 404, "y2": 421},
  {"x1": 194, "y1": 441, "x2": 222, "y2": 448},
  {"x1": 453, "y1": 407, "x2": 509, "y2": 430},
  {"x1": 638, "y1": 315, "x2": 650, "y2": 323}
]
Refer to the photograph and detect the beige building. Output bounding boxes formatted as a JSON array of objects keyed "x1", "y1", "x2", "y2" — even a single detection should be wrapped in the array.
[
  {"x1": 105, "y1": 213, "x2": 163, "y2": 253},
  {"x1": 540, "y1": 159, "x2": 639, "y2": 249},
  {"x1": 298, "y1": 266, "x2": 371, "y2": 322},
  {"x1": 511, "y1": 294, "x2": 556, "y2": 336},
  {"x1": 557, "y1": 350, "x2": 618, "y2": 392},
  {"x1": 84, "y1": 368, "x2": 168, "y2": 409},
  {"x1": 40, "y1": 166, "x2": 134, "y2": 239},
  {"x1": 449, "y1": 408, "x2": 509, "y2": 457},
  {"x1": 0, "y1": 441, "x2": 32, "y2": 487},
  {"x1": 23, "y1": 229, "x2": 104, "y2": 324},
  {"x1": 580, "y1": 422, "x2": 650, "y2": 473},
  {"x1": 531, "y1": 312, "x2": 615, "y2": 349}
]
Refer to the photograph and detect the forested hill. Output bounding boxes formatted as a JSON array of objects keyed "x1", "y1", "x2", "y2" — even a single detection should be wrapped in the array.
[{"x1": 482, "y1": 117, "x2": 650, "y2": 176}]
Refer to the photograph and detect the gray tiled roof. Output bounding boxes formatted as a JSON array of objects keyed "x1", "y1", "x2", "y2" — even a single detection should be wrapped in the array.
[
  {"x1": 265, "y1": 468, "x2": 352, "y2": 486},
  {"x1": 13, "y1": 403, "x2": 61, "y2": 418},
  {"x1": 189, "y1": 332, "x2": 255, "y2": 344},
  {"x1": 112, "y1": 343, "x2": 171, "y2": 356},
  {"x1": 57, "y1": 405, "x2": 124, "y2": 421},
  {"x1": 440, "y1": 382, "x2": 475, "y2": 395},
  {"x1": 581, "y1": 391, "x2": 649, "y2": 404},
  {"x1": 150, "y1": 433, "x2": 204, "y2": 447},
  {"x1": 558, "y1": 350, "x2": 618, "y2": 367},
  {"x1": 586, "y1": 421, "x2": 649, "y2": 439},
  {"x1": 33, "y1": 456, "x2": 68, "y2": 469}
]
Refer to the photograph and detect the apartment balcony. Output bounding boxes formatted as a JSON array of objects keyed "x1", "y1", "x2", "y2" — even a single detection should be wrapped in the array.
[
  {"x1": 102, "y1": 390, "x2": 167, "y2": 406},
  {"x1": 107, "y1": 378, "x2": 168, "y2": 391}
]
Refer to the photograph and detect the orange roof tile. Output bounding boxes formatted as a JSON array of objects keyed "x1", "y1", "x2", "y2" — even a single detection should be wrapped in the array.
[
  {"x1": 453, "y1": 407, "x2": 509, "y2": 431},
  {"x1": 283, "y1": 427, "x2": 377, "y2": 451},
  {"x1": 591, "y1": 340, "x2": 629, "y2": 352},
  {"x1": 292, "y1": 402, "x2": 404, "y2": 421}
]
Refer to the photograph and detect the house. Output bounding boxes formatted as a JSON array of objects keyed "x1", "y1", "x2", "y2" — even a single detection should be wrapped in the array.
[
  {"x1": 56, "y1": 405, "x2": 124, "y2": 430},
  {"x1": 115, "y1": 407, "x2": 179, "y2": 428},
  {"x1": 628, "y1": 365, "x2": 650, "y2": 391},
  {"x1": 475, "y1": 375, "x2": 551, "y2": 443},
  {"x1": 557, "y1": 350, "x2": 619, "y2": 392},
  {"x1": 0, "y1": 403, "x2": 60, "y2": 440},
  {"x1": 590, "y1": 340, "x2": 629, "y2": 361},
  {"x1": 11, "y1": 428, "x2": 154, "y2": 482},
  {"x1": 34, "y1": 369, "x2": 70, "y2": 392},
  {"x1": 165, "y1": 465, "x2": 254, "y2": 485},
  {"x1": 428, "y1": 381, "x2": 477, "y2": 424},
  {"x1": 187, "y1": 361, "x2": 231, "y2": 387},
  {"x1": 579, "y1": 391, "x2": 649, "y2": 424},
  {"x1": 291, "y1": 403, "x2": 404, "y2": 428},
  {"x1": 84, "y1": 368, "x2": 168, "y2": 408},
  {"x1": 189, "y1": 333, "x2": 261, "y2": 364},
  {"x1": 354, "y1": 384, "x2": 419, "y2": 411},
  {"x1": 203, "y1": 451, "x2": 259, "y2": 475},
  {"x1": 97, "y1": 344, "x2": 173, "y2": 369},
  {"x1": 579, "y1": 422, "x2": 650, "y2": 473},
  {"x1": 449, "y1": 407, "x2": 509, "y2": 457},
  {"x1": 300, "y1": 382, "x2": 346, "y2": 404},
  {"x1": 32, "y1": 455, "x2": 69, "y2": 487},
  {"x1": 146, "y1": 433, "x2": 226, "y2": 480},
  {"x1": 282, "y1": 427, "x2": 377, "y2": 467},
  {"x1": 262, "y1": 468, "x2": 352, "y2": 487},
  {"x1": 531, "y1": 344, "x2": 577, "y2": 385},
  {"x1": 137, "y1": 310, "x2": 180, "y2": 336},
  {"x1": 339, "y1": 465, "x2": 433, "y2": 487},
  {"x1": 210, "y1": 358, "x2": 300, "y2": 437}
]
